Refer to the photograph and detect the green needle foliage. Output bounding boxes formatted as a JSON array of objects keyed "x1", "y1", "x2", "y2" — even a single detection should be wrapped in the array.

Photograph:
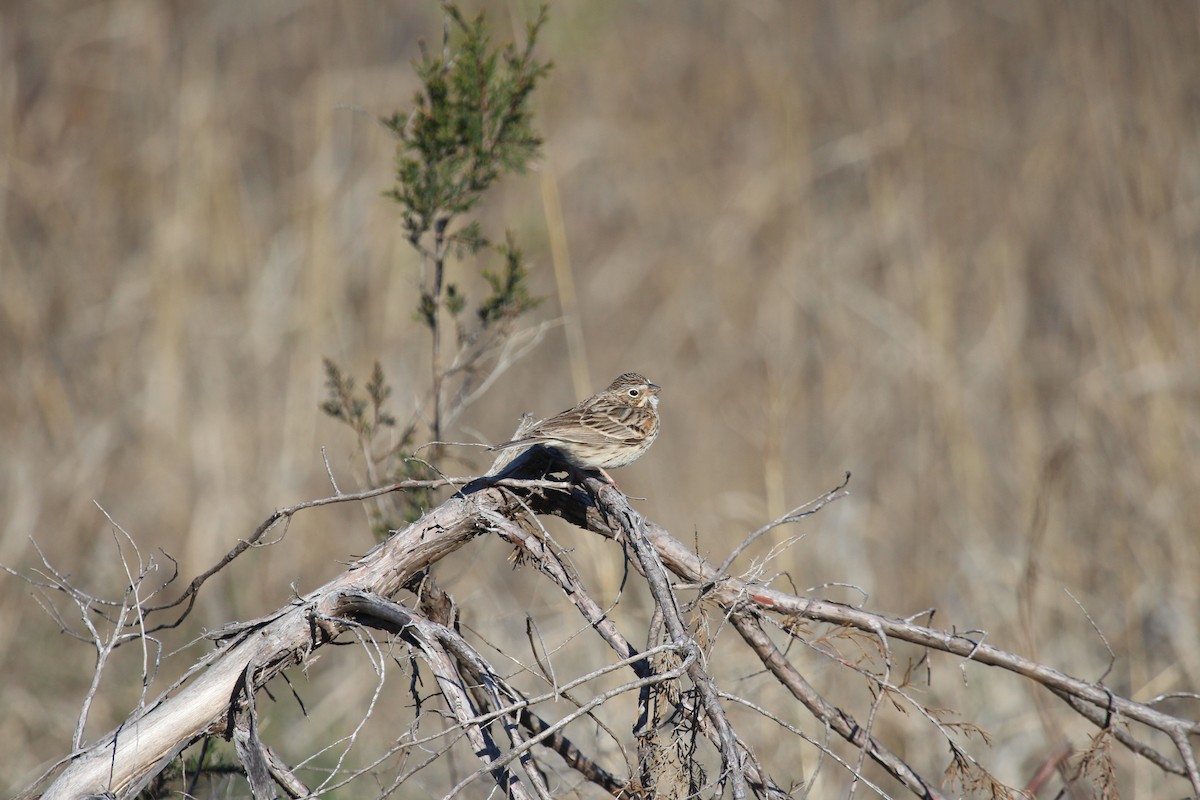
[
  {"x1": 322, "y1": 3, "x2": 551, "y2": 533},
  {"x1": 380, "y1": 4, "x2": 550, "y2": 443},
  {"x1": 479, "y1": 231, "x2": 539, "y2": 327},
  {"x1": 383, "y1": 4, "x2": 550, "y2": 245}
]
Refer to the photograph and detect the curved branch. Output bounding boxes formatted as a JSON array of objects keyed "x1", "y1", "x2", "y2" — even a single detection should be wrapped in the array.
[
  {"x1": 528, "y1": 477, "x2": 1200, "y2": 798},
  {"x1": 25, "y1": 469, "x2": 1200, "y2": 800},
  {"x1": 35, "y1": 485, "x2": 517, "y2": 798}
]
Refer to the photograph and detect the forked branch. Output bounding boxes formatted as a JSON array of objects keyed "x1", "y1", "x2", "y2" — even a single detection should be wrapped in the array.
[{"x1": 21, "y1": 466, "x2": 1200, "y2": 799}]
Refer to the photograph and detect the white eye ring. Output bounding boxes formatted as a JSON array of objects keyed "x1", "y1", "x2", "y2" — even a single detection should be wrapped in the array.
[{"x1": 628, "y1": 388, "x2": 639, "y2": 397}]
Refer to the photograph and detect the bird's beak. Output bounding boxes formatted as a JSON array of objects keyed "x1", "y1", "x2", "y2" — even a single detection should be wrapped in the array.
[{"x1": 648, "y1": 382, "x2": 661, "y2": 394}]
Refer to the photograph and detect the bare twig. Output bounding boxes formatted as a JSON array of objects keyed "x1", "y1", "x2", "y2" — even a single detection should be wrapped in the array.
[
  {"x1": 716, "y1": 471, "x2": 851, "y2": 578},
  {"x1": 730, "y1": 610, "x2": 947, "y2": 800},
  {"x1": 137, "y1": 476, "x2": 570, "y2": 632}
]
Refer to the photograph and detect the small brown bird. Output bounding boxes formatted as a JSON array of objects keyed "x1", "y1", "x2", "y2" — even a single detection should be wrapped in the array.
[{"x1": 492, "y1": 372, "x2": 661, "y2": 481}]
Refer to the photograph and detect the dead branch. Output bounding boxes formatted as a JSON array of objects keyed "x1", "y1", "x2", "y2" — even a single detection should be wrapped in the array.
[
  {"x1": 32, "y1": 484, "x2": 517, "y2": 798},
  {"x1": 334, "y1": 590, "x2": 541, "y2": 799},
  {"x1": 531, "y1": 474, "x2": 1200, "y2": 797},
  {"x1": 19, "y1": 463, "x2": 1200, "y2": 799}
]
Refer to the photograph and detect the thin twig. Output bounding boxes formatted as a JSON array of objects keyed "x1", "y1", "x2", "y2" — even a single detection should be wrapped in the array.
[{"x1": 716, "y1": 471, "x2": 851, "y2": 578}]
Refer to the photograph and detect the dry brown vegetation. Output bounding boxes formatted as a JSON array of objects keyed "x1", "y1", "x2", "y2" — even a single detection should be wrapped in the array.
[{"x1": 3, "y1": 2, "x2": 1199, "y2": 797}]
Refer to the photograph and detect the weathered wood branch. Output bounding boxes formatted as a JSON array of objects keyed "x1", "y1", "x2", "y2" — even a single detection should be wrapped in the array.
[
  {"x1": 23, "y1": 462, "x2": 1200, "y2": 799},
  {"x1": 531, "y1": 476, "x2": 1200, "y2": 797},
  {"x1": 335, "y1": 589, "x2": 539, "y2": 800},
  {"x1": 36, "y1": 484, "x2": 519, "y2": 798}
]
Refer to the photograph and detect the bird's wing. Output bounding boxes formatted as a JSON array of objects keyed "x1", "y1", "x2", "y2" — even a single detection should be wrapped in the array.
[{"x1": 533, "y1": 406, "x2": 648, "y2": 445}]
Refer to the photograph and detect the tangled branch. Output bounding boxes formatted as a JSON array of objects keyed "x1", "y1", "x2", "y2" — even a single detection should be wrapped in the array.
[{"x1": 18, "y1": 461, "x2": 1200, "y2": 799}]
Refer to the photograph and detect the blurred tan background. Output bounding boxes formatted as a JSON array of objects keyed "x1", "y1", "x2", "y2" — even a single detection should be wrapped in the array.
[{"x1": 3, "y1": 2, "x2": 1199, "y2": 795}]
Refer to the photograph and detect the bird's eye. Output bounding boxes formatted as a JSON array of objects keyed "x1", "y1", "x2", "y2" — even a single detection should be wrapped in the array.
[{"x1": 628, "y1": 388, "x2": 639, "y2": 397}]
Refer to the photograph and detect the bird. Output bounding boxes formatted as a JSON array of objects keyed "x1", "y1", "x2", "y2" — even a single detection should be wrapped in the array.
[{"x1": 492, "y1": 372, "x2": 661, "y2": 483}]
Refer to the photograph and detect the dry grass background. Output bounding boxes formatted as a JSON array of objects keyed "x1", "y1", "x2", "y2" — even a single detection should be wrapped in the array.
[{"x1": 3, "y1": 1, "x2": 1199, "y2": 796}]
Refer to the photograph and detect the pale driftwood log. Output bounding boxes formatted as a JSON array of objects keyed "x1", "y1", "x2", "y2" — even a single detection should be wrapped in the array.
[{"x1": 24, "y1": 455, "x2": 1200, "y2": 799}]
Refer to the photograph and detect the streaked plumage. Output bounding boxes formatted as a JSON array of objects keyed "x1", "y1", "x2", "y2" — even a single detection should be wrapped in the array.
[{"x1": 493, "y1": 372, "x2": 661, "y2": 473}]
